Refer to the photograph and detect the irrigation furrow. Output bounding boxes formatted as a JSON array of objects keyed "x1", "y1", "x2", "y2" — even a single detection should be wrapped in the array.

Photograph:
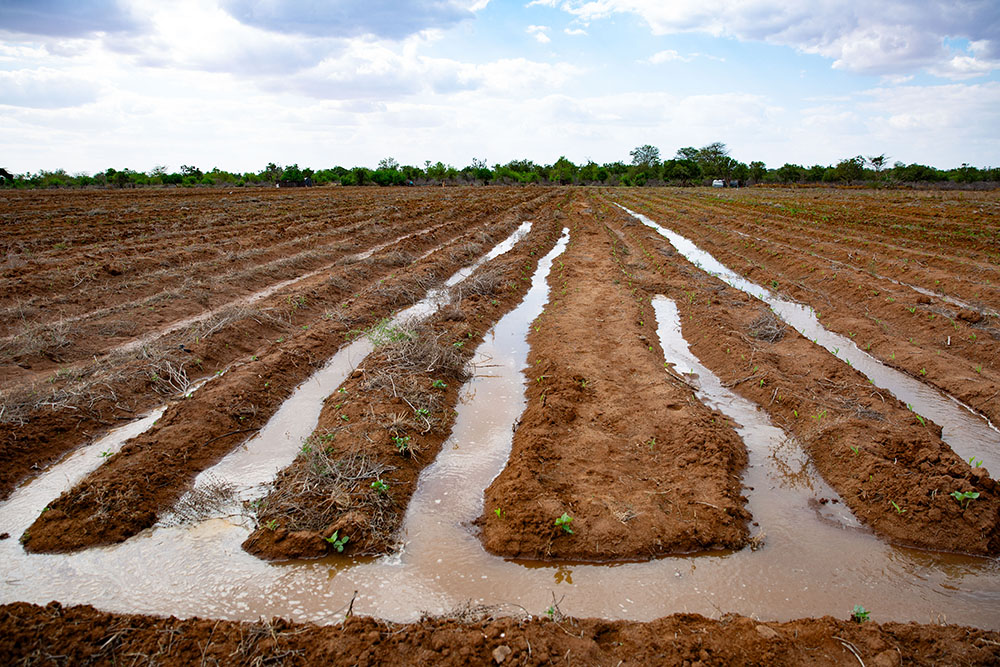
[
  {"x1": 614, "y1": 193, "x2": 1000, "y2": 428},
  {"x1": 600, "y1": 200, "x2": 999, "y2": 555},
  {"x1": 17, "y1": 195, "x2": 559, "y2": 552},
  {"x1": 3, "y1": 194, "x2": 999, "y2": 629},
  {"x1": 476, "y1": 204, "x2": 751, "y2": 560}
]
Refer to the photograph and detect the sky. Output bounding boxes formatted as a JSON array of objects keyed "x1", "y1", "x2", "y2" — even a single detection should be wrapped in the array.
[{"x1": 1, "y1": 0, "x2": 998, "y2": 174}]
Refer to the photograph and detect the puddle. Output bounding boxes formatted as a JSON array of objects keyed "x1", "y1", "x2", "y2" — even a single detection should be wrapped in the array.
[
  {"x1": 620, "y1": 206, "x2": 1000, "y2": 474},
  {"x1": 1, "y1": 228, "x2": 998, "y2": 630}
]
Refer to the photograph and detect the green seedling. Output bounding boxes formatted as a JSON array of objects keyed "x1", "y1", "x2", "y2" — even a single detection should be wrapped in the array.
[
  {"x1": 849, "y1": 445, "x2": 859, "y2": 455},
  {"x1": 920, "y1": 368, "x2": 927, "y2": 376},
  {"x1": 338, "y1": 387, "x2": 348, "y2": 394},
  {"x1": 974, "y1": 364, "x2": 982, "y2": 374},
  {"x1": 324, "y1": 530, "x2": 349, "y2": 552},
  {"x1": 100, "y1": 450, "x2": 112, "y2": 458},
  {"x1": 371, "y1": 479, "x2": 388, "y2": 494},
  {"x1": 950, "y1": 490, "x2": 980, "y2": 509},
  {"x1": 851, "y1": 605, "x2": 870, "y2": 623},
  {"x1": 554, "y1": 513, "x2": 574, "y2": 534},
  {"x1": 494, "y1": 507, "x2": 504, "y2": 519},
  {"x1": 432, "y1": 379, "x2": 447, "y2": 389},
  {"x1": 968, "y1": 456, "x2": 983, "y2": 468},
  {"x1": 416, "y1": 407, "x2": 430, "y2": 417},
  {"x1": 890, "y1": 500, "x2": 906, "y2": 514},
  {"x1": 392, "y1": 435, "x2": 411, "y2": 453},
  {"x1": 265, "y1": 519, "x2": 279, "y2": 531}
]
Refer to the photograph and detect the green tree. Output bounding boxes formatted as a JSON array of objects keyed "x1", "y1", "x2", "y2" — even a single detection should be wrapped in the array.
[
  {"x1": 832, "y1": 156, "x2": 865, "y2": 183},
  {"x1": 629, "y1": 144, "x2": 661, "y2": 168},
  {"x1": 749, "y1": 161, "x2": 766, "y2": 183},
  {"x1": 696, "y1": 142, "x2": 735, "y2": 180}
]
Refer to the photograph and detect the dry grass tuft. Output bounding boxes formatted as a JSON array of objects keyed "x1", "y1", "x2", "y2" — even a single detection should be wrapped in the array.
[
  {"x1": 251, "y1": 447, "x2": 396, "y2": 533},
  {"x1": 749, "y1": 311, "x2": 786, "y2": 343}
]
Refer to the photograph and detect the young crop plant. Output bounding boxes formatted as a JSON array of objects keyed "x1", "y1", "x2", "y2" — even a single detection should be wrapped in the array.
[
  {"x1": 392, "y1": 434, "x2": 411, "y2": 454},
  {"x1": 432, "y1": 379, "x2": 447, "y2": 389},
  {"x1": 554, "y1": 513, "x2": 574, "y2": 534},
  {"x1": 324, "y1": 530, "x2": 349, "y2": 552},
  {"x1": 371, "y1": 479, "x2": 389, "y2": 495},
  {"x1": 851, "y1": 605, "x2": 870, "y2": 623},
  {"x1": 890, "y1": 500, "x2": 906, "y2": 515},
  {"x1": 950, "y1": 490, "x2": 980, "y2": 509}
]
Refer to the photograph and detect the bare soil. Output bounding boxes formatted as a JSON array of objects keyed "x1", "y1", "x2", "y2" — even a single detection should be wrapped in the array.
[
  {"x1": 588, "y1": 192, "x2": 999, "y2": 555},
  {"x1": 243, "y1": 217, "x2": 565, "y2": 559},
  {"x1": 2, "y1": 187, "x2": 999, "y2": 660},
  {"x1": 3, "y1": 601, "x2": 998, "y2": 666},
  {"x1": 476, "y1": 198, "x2": 751, "y2": 560},
  {"x1": 612, "y1": 188, "x2": 1000, "y2": 426}
]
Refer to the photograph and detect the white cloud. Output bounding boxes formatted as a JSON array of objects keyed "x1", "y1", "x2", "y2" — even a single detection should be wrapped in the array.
[
  {"x1": 544, "y1": 1, "x2": 1000, "y2": 77},
  {"x1": 564, "y1": 27, "x2": 588, "y2": 36},
  {"x1": 646, "y1": 49, "x2": 690, "y2": 64},
  {"x1": 526, "y1": 25, "x2": 551, "y2": 43}
]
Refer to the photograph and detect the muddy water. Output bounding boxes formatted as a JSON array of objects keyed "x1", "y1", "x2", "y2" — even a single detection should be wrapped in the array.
[
  {"x1": 2, "y1": 225, "x2": 999, "y2": 629},
  {"x1": 177, "y1": 221, "x2": 533, "y2": 495},
  {"x1": 620, "y1": 206, "x2": 1000, "y2": 474}
]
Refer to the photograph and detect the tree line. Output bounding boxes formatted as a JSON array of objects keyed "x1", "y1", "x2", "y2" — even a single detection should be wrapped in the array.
[{"x1": 2, "y1": 143, "x2": 997, "y2": 189}]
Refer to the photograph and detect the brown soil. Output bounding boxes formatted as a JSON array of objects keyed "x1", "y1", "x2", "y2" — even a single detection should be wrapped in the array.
[
  {"x1": 476, "y1": 199, "x2": 750, "y2": 560},
  {"x1": 18, "y1": 191, "x2": 563, "y2": 552},
  {"x1": 3, "y1": 601, "x2": 998, "y2": 666},
  {"x1": 243, "y1": 217, "x2": 565, "y2": 560},
  {"x1": 0, "y1": 188, "x2": 556, "y2": 502},
  {"x1": 591, "y1": 192, "x2": 1000, "y2": 555},
  {"x1": 612, "y1": 188, "x2": 1000, "y2": 426}
]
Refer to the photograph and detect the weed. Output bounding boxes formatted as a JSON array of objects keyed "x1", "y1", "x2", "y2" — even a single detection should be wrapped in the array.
[
  {"x1": 371, "y1": 479, "x2": 388, "y2": 494},
  {"x1": 890, "y1": 500, "x2": 906, "y2": 514},
  {"x1": 968, "y1": 456, "x2": 983, "y2": 468},
  {"x1": 851, "y1": 605, "x2": 870, "y2": 623},
  {"x1": 324, "y1": 530, "x2": 349, "y2": 552},
  {"x1": 554, "y1": 513, "x2": 574, "y2": 534},
  {"x1": 849, "y1": 445, "x2": 859, "y2": 455},
  {"x1": 950, "y1": 490, "x2": 980, "y2": 509},
  {"x1": 920, "y1": 368, "x2": 927, "y2": 376},
  {"x1": 974, "y1": 364, "x2": 982, "y2": 373},
  {"x1": 432, "y1": 379, "x2": 447, "y2": 389},
  {"x1": 494, "y1": 507, "x2": 504, "y2": 519},
  {"x1": 100, "y1": 450, "x2": 112, "y2": 458},
  {"x1": 265, "y1": 519, "x2": 279, "y2": 531}
]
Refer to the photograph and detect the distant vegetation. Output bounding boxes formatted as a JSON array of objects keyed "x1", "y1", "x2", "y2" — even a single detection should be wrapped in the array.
[{"x1": 2, "y1": 144, "x2": 997, "y2": 189}]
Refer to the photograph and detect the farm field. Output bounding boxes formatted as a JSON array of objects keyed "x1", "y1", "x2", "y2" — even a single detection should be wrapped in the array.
[{"x1": 1, "y1": 186, "x2": 999, "y2": 664}]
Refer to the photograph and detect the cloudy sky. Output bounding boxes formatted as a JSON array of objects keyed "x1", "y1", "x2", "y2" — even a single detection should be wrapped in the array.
[{"x1": 1, "y1": 0, "x2": 998, "y2": 174}]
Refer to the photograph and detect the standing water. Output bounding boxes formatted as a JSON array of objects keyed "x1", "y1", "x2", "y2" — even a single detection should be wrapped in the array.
[
  {"x1": 0, "y1": 230, "x2": 997, "y2": 629},
  {"x1": 619, "y1": 205, "x2": 1000, "y2": 473}
]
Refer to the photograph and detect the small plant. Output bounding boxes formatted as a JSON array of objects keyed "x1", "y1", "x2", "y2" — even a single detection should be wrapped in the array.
[
  {"x1": 968, "y1": 456, "x2": 983, "y2": 468},
  {"x1": 920, "y1": 367, "x2": 926, "y2": 376},
  {"x1": 392, "y1": 434, "x2": 411, "y2": 453},
  {"x1": 432, "y1": 379, "x2": 447, "y2": 389},
  {"x1": 416, "y1": 407, "x2": 430, "y2": 417},
  {"x1": 849, "y1": 445, "x2": 859, "y2": 455},
  {"x1": 100, "y1": 450, "x2": 112, "y2": 458},
  {"x1": 851, "y1": 605, "x2": 870, "y2": 623},
  {"x1": 890, "y1": 500, "x2": 906, "y2": 514},
  {"x1": 974, "y1": 364, "x2": 982, "y2": 374},
  {"x1": 324, "y1": 530, "x2": 349, "y2": 552},
  {"x1": 265, "y1": 519, "x2": 279, "y2": 531},
  {"x1": 950, "y1": 490, "x2": 980, "y2": 509},
  {"x1": 494, "y1": 507, "x2": 504, "y2": 519},
  {"x1": 371, "y1": 479, "x2": 388, "y2": 494},
  {"x1": 554, "y1": 513, "x2": 574, "y2": 534}
]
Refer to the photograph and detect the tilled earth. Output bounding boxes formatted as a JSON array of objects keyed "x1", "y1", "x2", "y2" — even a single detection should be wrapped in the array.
[{"x1": 1, "y1": 186, "x2": 998, "y2": 662}]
